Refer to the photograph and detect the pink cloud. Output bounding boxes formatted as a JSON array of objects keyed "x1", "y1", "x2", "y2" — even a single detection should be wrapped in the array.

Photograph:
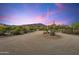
[
  {"x1": 0, "y1": 16, "x2": 14, "y2": 19},
  {"x1": 36, "y1": 15, "x2": 45, "y2": 20},
  {"x1": 46, "y1": 7, "x2": 62, "y2": 17},
  {"x1": 54, "y1": 3, "x2": 64, "y2": 10},
  {"x1": 36, "y1": 4, "x2": 64, "y2": 21},
  {"x1": 35, "y1": 4, "x2": 65, "y2": 25},
  {"x1": 0, "y1": 16, "x2": 8, "y2": 19},
  {"x1": 35, "y1": 9, "x2": 60, "y2": 23}
]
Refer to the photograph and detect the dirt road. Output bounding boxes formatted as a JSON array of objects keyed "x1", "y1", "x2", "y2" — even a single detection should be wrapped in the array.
[{"x1": 0, "y1": 31, "x2": 79, "y2": 55}]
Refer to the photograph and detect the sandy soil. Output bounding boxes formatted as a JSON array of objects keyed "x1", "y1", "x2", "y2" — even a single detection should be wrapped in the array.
[{"x1": 0, "y1": 31, "x2": 79, "y2": 55}]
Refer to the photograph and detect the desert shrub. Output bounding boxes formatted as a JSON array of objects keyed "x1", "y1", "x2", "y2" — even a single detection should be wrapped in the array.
[
  {"x1": 63, "y1": 29, "x2": 73, "y2": 34},
  {"x1": 11, "y1": 26, "x2": 24, "y2": 35},
  {"x1": 0, "y1": 25, "x2": 7, "y2": 36},
  {"x1": 62, "y1": 22, "x2": 79, "y2": 35},
  {"x1": 29, "y1": 26, "x2": 36, "y2": 32},
  {"x1": 22, "y1": 26, "x2": 31, "y2": 33},
  {"x1": 73, "y1": 29, "x2": 79, "y2": 35}
]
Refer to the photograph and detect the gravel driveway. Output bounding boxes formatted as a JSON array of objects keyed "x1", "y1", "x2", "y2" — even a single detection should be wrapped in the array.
[{"x1": 0, "y1": 31, "x2": 79, "y2": 55}]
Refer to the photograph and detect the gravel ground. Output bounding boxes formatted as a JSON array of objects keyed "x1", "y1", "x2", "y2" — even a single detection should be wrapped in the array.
[{"x1": 0, "y1": 31, "x2": 79, "y2": 55}]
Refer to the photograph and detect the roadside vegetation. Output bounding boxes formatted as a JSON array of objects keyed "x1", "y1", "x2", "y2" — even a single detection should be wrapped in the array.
[{"x1": 0, "y1": 22, "x2": 79, "y2": 36}]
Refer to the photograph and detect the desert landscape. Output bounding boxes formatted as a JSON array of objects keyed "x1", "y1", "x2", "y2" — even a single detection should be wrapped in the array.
[{"x1": 0, "y1": 3, "x2": 79, "y2": 55}]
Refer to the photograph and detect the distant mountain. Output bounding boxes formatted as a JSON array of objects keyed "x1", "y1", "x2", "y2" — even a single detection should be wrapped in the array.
[
  {"x1": 23, "y1": 23, "x2": 46, "y2": 26},
  {"x1": 0, "y1": 23, "x2": 46, "y2": 27},
  {"x1": 0, "y1": 23, "x2": 7, "y2": 26}
]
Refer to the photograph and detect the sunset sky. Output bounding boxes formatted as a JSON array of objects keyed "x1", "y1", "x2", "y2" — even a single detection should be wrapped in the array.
[{"x1": 0, "y1": 3, "x2": 79, "y2": 25}]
